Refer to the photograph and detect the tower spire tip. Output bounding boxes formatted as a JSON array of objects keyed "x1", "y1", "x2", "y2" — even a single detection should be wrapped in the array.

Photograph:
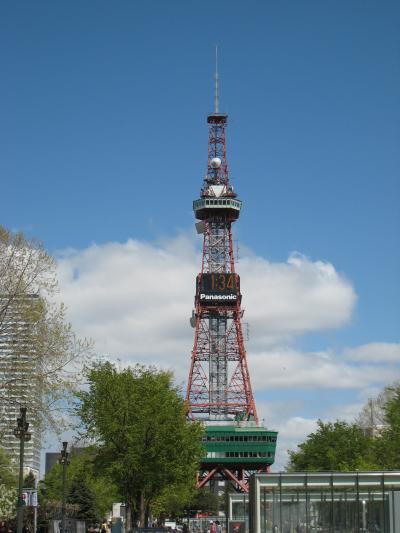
[{"x1": 214, "y1": 45, "x2": 219, "y2": 114}]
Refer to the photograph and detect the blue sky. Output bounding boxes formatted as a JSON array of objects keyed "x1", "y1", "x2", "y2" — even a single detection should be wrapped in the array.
[{"x1": 1, "y1": 1, "x2": 399, "y2": 468}]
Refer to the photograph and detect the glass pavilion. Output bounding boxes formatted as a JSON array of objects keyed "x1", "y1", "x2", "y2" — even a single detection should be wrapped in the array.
[{"x1": 229, "y1": 471, "x2": 400, "y2": 533}]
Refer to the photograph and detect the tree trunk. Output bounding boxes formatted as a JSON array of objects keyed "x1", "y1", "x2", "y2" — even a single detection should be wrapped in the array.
[
  {"x1": 144, "y1": 502, "x2": 150, "y2": 529},
  {"x1": 125, "y1": 502, "x2": 132, "y2": 532},
  {"x1": 139, "y1": 491, "x2": 146, "y2": 528}
]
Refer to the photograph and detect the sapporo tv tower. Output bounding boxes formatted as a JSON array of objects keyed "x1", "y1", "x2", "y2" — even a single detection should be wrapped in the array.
[{"x1": 185, "y1": 54, "x2": 277, "y2": 493}]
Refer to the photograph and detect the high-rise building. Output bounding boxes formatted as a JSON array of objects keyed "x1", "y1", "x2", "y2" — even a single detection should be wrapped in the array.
[{"x1": 0, "y1": 295, "x2": 41, "y2": 476}]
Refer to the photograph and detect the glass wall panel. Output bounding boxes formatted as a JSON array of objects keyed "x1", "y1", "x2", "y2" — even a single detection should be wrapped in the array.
[
  {"x1": 280, "y1": 492, "x2": 301, "y2": 533},
  {"x1": 332, "y1": 489, "x2": 358, "y2": 533}
]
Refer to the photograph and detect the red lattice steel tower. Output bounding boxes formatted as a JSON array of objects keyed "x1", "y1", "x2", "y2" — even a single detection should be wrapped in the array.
[
  {"x1": 185, "y1": 59, "x2": 278, "y2": 493},
  {"x1": 185, "y1": 73, "x2": 258, "y2": 425}
]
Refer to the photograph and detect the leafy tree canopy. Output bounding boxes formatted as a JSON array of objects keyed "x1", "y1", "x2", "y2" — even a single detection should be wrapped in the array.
[
  {"x1": 190, "y1": 488, "x2": 219, "y2": 516},
  {"x1": 287, "y1": 420, "x2": 375, "y2": 471},
  {"x1": 373, "y1": 386, "x2": 400, "y2": 469},
  {"x1": 0, "y1": 449, "x2": 17, "y2": 520},
  {"x1": 40, "y1": 447, "x2": 118, "y2": 521},
  {"x1": 0, "y1": 448, "x2": 16, "y2": 487},
  {"x1": 356, "y1": 381, "x2": 399, "y2": 432},
  {"x1": 75, "y1": 362, "x2": 204, "y2": 526},
  {"x1": 151, "y1": 486, "x2": 219, "y2": 520},
  {"x1": 68, "y1": 475, "x2": 97, "y2": 522},
  {"x1": 288, "y1": 383, "x2": 400, "y2": 472},
  {"x1": 24, "y1": 471, "x2": 36, "y2": 489}
]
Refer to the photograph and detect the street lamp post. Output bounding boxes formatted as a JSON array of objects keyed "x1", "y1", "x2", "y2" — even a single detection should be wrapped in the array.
[
  {"x1": 59, "y1": 442, "x2": 70, "y2": 533},
  {"x1": 362, "y1": 500, "x2": 367, "y2": 533},
  {"x1": 14, "y1": 407, "x2": 31, "y2": 533}
]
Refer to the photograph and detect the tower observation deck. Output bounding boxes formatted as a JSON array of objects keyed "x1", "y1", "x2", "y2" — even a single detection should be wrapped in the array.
[{"x1": 185, "y1": 74, "x2": 277, "y2": 493}]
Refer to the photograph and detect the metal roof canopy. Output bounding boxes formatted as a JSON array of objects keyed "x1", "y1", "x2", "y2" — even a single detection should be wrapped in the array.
[{"x1": 252, "y1": 471, "x2": 400, "y2": 489}]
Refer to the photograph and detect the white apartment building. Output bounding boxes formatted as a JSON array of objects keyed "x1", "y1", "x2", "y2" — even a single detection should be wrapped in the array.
[{"x1": 0, "y1": 295, "x2": 41, "y2": 477}]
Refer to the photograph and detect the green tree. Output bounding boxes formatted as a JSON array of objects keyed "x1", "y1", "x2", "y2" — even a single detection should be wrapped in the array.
[
  {"x1": 0, "y1": 225, "x2": 91, "y2": 436},
  {"x1": 287, "y1": 420, "x2": 375, "y2": 471},
  {"x1": 68, "y1": 475, "x2": 97, "y2": 522},
  {"x1": 0, "y1": 449, "x2": 16, "y2": 520},
  {"x1": 151, "y1": 483, "x2": 196, "y2": 520},
  {"x1": 24, "y1": 471, "x2": 36, "y2": 489},
  {"x1": 0, "y1": 448, "x2": 16, "y2": 487},
  {"x1": 151, "y1": 486, "x2": 219, "y2": 521},
  {"x1": 76, "y1": 362, "x2": 204, "y2": 527},
  {"x1": 40, "y1": 448, "x2": 118, "y2": 522},
  {"x1": 373, "y1": 385, "x2": 400, "y2": 468},
  {"x1": 190, "y1": 488, "x2": 219, "y2": 515},
  {"x1": 356, "y1": 381, "x2": 399, "y2": 436}
]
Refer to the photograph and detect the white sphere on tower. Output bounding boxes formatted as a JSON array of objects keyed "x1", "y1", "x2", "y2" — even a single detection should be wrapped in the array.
[{"x1": 210, "y1": 157, "x2": 222, "y2": 169}]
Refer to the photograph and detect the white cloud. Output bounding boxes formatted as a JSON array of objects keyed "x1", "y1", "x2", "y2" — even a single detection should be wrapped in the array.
[
  {"x1": 242, "y1": 252, "x2": 356, "y2": 346},
  {"x1": 325, "y1": 401, "x2": 365, "y2": 423},
  {"x1": 343, "y1": 342, "x2": 400, "y2": 363},
  {"x1": 57, "y1": 236, "x2": 197, "y2": 380},
  {"x1": 54, "y1": 235, "x2": 400, "y2": 394},
  {"x1": 249, "y1": 347, "x2": 400, "y2": 390},
  {"x1": 56, "y1": 236, "x2": 356, "y2": 372}
]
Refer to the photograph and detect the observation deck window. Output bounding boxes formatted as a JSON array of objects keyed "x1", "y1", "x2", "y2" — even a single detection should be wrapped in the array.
[
  {"x1": 226, "y1": 452, "x2": 271, "y2": 458},
  {"x1": 203, "y1": 433, "x2": 276, "y2": 443}
]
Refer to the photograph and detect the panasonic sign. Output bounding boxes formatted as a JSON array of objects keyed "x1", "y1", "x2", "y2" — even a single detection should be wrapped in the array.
[{"x1": 199, "y1": 293, "x2": 237, "y2": 301}]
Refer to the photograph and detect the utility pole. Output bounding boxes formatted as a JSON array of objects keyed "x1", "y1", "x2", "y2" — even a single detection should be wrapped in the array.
[
  {"x1": 33, "y1": 476, "x2": 38, "y2": 533},
  {"x1": 14, "y1": 407, "x2": 31, "y2": 533},
  {"x1": 59, "y1": 442, "x2": 70, "y2": 533}
]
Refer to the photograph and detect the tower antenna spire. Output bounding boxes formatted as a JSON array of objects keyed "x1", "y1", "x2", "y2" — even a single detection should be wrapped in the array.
[{"x1": 214, "y1": 45, "x2": 219, "y2": 114}]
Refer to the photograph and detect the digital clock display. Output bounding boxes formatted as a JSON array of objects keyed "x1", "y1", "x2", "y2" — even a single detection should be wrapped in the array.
[
  {"x1": 201, "y1": 273, "x2": 237, "y2": 293},
  {"x1": 197, "y1": 273, "x2": 240, "y2": 306}
]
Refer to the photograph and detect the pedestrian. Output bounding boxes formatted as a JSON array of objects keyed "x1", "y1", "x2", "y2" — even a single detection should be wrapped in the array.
[
  {"x1": 209, "y1": 522, "x2": 217, "y2": 533},
  {"x1": 100, "y1": 520, "x2": 108, "y2": 533},
  {"x1": 215, "y1": 521, "x2": 221, "y2": 533}
]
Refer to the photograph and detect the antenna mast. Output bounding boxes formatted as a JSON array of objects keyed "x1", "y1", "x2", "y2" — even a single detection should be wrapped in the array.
[{"x1": 214, "y1": 45, "x2": 219, "y2": 113}]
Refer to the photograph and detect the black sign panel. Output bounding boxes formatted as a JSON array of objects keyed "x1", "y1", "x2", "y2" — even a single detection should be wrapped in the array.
[{"x1": 197, "y1": 273, "x2": 240, "y2": 306}]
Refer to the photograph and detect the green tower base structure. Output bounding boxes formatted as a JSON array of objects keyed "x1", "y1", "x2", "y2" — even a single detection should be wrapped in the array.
[{"x1": 199, "y1": 424, "x2": 278, "y2": 493}]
